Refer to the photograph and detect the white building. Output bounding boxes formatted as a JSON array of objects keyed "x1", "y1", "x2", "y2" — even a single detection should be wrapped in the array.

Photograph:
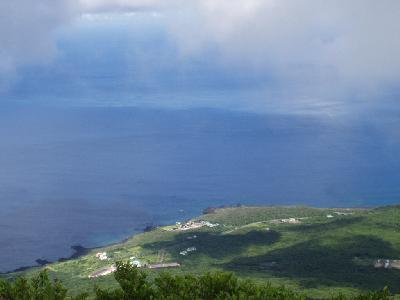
[
  {"x1": 95, "y1": 252, "x2": 108, "y2": 261},
  {"x1": 131, "y1": 260, "x2": 142, "y2": 268}
]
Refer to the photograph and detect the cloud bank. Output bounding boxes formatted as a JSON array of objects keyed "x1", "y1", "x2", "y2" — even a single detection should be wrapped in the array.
[
  {"x1": 1, "y1": 0, "x2": 400, "y2": 106},
  {"x1": 0, "y1": 1, "x2": 78, "y2": 88},
  {"x1": 165, "y1": 1, "x2": 400, "y2": 90}
]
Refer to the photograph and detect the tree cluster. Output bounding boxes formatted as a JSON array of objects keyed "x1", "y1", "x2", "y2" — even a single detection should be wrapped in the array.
[{"x1": 0, "y1": 262, "x2": 392, "y2": 300}]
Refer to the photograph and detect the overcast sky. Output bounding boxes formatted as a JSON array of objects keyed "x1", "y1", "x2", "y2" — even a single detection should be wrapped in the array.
[{"x1": 1, "y1": 0, "x2": 400, "y2": 114}]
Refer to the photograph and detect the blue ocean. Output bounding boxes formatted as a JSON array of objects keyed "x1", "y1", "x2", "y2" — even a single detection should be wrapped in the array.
[{"x1": 0, "y1": 105, "x2": 399, "y2": 272}]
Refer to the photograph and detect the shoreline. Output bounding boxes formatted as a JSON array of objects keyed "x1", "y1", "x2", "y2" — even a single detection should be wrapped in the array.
[
  {"x1": 1, "y1": 204, "x2": 380, "y2": 275},
  {"x1": 1, "y1": 245, "x2": 94, "y2": 275},
  {"x1": 0, "y1": 224, "x2": 160, "y2": 275}
]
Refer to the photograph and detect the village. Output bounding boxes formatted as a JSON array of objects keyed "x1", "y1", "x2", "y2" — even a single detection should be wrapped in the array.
[
  {"x1": 269, "y1": 217, "x2": 305, "y2": 224},
  {"x1": 165, "y1": 220, "x2": 220, "y2": 232},
  {"x1": 89, "y1": 252, "x2": 182, "y2": 278},
  {"x1": 88, "y1": 220, "x2": 220, "y2": 278},
  {"x1": 87, "y1": 212, "x2": 363, "y2": 280}
]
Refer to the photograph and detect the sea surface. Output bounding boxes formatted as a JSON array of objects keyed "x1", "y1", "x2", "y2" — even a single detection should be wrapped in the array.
[{"x1": 0, "y1": 105, "x2": 399, "y2": 272}]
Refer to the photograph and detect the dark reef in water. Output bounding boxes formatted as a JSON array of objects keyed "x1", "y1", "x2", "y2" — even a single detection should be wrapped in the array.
[
  {"x1": 1, "y1": 224, "x2": 163, "y2": 274},
  {"x1": 58, "y1": 245, "x2": 90, "y2": 262},
  {"x1": 35, "y1": 259, "x2": 51, "y2": 266},
  {"x1": 1, "y1": 245, "x2": 90, "y2": 274}
]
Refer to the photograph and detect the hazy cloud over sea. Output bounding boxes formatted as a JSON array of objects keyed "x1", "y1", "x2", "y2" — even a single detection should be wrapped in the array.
[{"x1": 1, "y1": 1, "x2": 400, "y2": 113}]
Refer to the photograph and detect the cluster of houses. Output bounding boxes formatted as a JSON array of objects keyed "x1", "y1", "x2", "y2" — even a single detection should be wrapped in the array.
[
  {"x1": 202, "y1": 221, "x2": 219, "y2": 228},
  {"x1": 271, "y1": 212, "x2": 354, "y2": 223},
  {"x1": 271, "y1": 218, "x2": 301, "y2": 224},
  {"x1": 167, "y1": 220, "x2": 219, "y2": 232},
  {"x1": 130, "y1": 257, "x2": 142, "y2": 268},
  {"x1": 89, "y1": 254, "x2": 181, "y2": 278},
  {"x1": 95, "y1": 252, "x2": 108, "y2": 261},
  {"x1": 88, "y1": 217, "x2": 222, "y2": 279},
  {"x1": 180, "y1": 247, "x2": 197, "y2": 256},
  {"x1": 88, "y1": 261, "x2": 181, "y2": 278}
]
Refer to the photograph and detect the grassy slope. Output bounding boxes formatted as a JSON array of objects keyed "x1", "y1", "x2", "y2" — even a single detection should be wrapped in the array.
[{"x1": 4, "y1": 205, "x2": 400, "y2": 299}]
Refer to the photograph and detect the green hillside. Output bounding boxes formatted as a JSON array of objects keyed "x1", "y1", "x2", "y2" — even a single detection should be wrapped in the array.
[{"x1": 3, "y1": 205, "x2": 400, "y2": 299}]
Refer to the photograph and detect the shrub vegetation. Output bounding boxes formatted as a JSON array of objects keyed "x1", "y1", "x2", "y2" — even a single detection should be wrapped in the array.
[{"x1": 0, "y1": 262, "x2": 392, "y2": 300}]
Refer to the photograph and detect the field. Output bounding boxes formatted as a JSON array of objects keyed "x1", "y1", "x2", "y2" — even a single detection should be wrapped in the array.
[{"x1": 4, "y1": 205, "x2": 400, "y2": 299}]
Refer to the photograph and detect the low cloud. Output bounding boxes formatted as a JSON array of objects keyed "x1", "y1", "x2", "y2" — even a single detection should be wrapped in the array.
[
  {"x1": 162, "y1": 1, "x2": 400, "y2": 90},
  {"x1": 1, "y1": 0, "x2": 400, "y2": 105},
  {"x1": 79, "y1": 0, "x2": 167, "y2": 13},
  {"x1": 0, "y1": 1, "x2": 79, "y2": 87}
]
